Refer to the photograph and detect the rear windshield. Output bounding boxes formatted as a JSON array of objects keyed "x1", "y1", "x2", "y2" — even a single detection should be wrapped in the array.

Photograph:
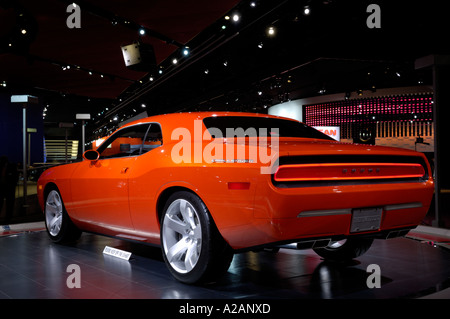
[{"x1": 203, "y1": 116, "x2": 334, "y2": 140}]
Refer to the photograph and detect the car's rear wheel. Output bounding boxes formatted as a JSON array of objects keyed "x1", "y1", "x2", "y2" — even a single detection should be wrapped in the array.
[
  {"x1": 45, "y1": 188, "x2": 81, "y2": 243},
  {"x1": 160, "y1": 191, "x2": 233, "y2": 284},
  {"x1": 313, "y1": 237, "x2": 373, "y2": 261}
]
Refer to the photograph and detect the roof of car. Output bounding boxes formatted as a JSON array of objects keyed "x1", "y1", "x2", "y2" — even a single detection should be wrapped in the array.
[{"x1": 119, "y1": 111, "x2": 299, "y2": 130}]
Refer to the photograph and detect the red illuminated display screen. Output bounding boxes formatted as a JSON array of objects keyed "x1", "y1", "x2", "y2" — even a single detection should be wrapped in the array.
[{"x1": 304, "y1": 94, "x2": 433, "y2": 139}]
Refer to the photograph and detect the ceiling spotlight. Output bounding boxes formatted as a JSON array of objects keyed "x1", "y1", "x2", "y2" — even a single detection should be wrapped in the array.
[
  {"x1": 204, "y1": 69, "x2": 209, "y2": 75},
  {"x1": 139, "y1": 28, "x2": 146, "y2": 35},
  {"x1": 141, "y1": 103, "x2": 146, "y2": 108},
  {"x1": 172, "y1": 58, "x2": 178, "y2": 65},
  {"x1": 149, "y1": 76, "x2": 154, "y2": 81},
  {"x1": 21, "y1": 29, "x2": 27, "y2": 35},
  {"x1": 250, "y1": 1, "x2": 257, "y2": 7},
  {"x1": 303, "y1": 6, "x2": 311, "y2": 15},
  {"x1": 257, "y1": 42, "x2": 264, "y2": 49},
  {"x1": 267, "y1": 26, "x2": 276, "y2": 36},
  {"x1": 182, "y1": 47, "x2": 190, "y2": 56},
  {"x1": 223, "y1": 61, "x2": 228, "y2": 67},
  {"x1": 232, "y1": 14, "x2": 240, "y2": 22},
  {"x1": 2, "y1": 81, "x2": 6, "y2": 87},
  {"x1": 224, "y1": 15, "x2": 230, "y2": 20}
]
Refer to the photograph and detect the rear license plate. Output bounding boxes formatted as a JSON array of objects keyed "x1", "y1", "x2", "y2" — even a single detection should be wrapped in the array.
[{"x1": 350, "y1": 207, "x2": 382, "y2": 233}]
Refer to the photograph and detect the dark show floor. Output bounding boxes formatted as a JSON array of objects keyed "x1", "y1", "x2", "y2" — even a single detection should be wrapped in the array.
[{"x1": 1, "y1": 230, "x2": 450, "y2": 299}]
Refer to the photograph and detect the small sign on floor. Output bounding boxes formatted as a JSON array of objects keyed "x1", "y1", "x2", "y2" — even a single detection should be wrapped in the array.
[{"x1": 103, "y1": 246, "x2": 132, "y2": 261}]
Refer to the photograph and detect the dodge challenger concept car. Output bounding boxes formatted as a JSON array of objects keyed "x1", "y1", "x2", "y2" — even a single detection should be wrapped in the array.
[{"x1": 37, "y1": 112, "x2": 434, "y2": 284}]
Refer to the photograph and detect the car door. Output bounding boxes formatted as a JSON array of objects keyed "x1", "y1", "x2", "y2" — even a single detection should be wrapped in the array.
[{"x1": 70, "y1": 123, "x2": 151, "y2": 232}]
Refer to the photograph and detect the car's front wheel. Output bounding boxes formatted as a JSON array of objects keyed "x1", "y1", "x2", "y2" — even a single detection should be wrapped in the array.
[
  {"x1": 160, "y1": 191, "x2": 233, "y2": 284},
  {"x1": 44, "y1": 188, "x2": 82, "y2": 244},
  {"x1": 313, "y1": 237, "x2": 374, "y2": 261}
]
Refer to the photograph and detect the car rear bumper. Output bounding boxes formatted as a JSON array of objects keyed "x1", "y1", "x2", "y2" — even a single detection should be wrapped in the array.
[{"x1": 215, "y1": 178, "x2": 434, "y2": 250}]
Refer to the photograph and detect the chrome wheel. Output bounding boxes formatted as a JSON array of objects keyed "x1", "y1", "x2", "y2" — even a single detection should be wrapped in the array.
[
  {"x1": 45, "y1": 190, "x2": 63, "y2": 237},
  {"x1": 162, "y1": 199, "x2": 202, "y2": 274}
]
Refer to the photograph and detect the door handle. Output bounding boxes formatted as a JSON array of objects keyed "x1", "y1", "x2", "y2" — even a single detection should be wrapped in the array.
[{"x1": 121, "y1": 167, "x2": 129, "y2": 174}]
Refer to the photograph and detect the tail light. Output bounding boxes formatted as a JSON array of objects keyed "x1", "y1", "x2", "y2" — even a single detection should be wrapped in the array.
[{"x1": 273, "y1": 162, "x2": 425, "y2": 182}]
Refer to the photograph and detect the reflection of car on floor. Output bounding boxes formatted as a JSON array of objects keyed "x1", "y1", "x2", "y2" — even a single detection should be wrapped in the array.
[{"x1": 37, "y1": 112, "x2": 434, "y2": 284}]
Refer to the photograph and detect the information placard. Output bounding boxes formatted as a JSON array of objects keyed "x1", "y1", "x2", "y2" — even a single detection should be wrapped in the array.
[{"x1": 103, "y1": 246, "x2": 132, "y2": 261}]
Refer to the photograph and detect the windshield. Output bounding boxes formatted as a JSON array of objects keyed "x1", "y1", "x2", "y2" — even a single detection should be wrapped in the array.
[{"x1": 203, "y1": 116, "x2": 334, "y2": 140}]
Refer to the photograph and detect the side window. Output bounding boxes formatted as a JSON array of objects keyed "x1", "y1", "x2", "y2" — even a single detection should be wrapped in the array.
[
  {"x1": 97, "y1": 124, "x2": 150, "y2": 159},
  {"x1": 142, "y1": 123, "x2": 163, "y2": 154}
]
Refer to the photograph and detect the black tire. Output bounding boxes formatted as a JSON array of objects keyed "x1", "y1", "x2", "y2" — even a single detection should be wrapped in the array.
[
  {"x1": 160, "y1": 191, "x2": 233, "y2": 284},
  {"x1": 44, "y1": 187, "x2": 82, "y2": 244},
  {"x1": 313, "y1": 237, "x2": 374, "y2": 261}
]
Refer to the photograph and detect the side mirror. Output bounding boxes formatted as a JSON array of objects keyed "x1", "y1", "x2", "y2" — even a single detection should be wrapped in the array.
[{"x1": 83, "y1": 149, "x2": 100, "y2": 161}]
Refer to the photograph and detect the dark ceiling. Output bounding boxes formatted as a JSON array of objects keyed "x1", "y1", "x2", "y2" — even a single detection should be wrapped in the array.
[
  {"x1": 1, "y1": 0, "x2": 239, "y2": 97},
  {"x1": 1, "y1": 0, "x2": 449, "y2": 141},
  {"x1": 0, "y1": 0, "x2": 240, "y2": 127}
]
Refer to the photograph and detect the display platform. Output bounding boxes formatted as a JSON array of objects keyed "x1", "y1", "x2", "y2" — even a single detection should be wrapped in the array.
[{"x1": 0, "y1": 228, "x2": 450, "y2": 299}]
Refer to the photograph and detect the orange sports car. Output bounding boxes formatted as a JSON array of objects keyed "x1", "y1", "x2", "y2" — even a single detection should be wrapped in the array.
[{"x1": 37, "y1": 112, "x2": 434, "y2": 284}]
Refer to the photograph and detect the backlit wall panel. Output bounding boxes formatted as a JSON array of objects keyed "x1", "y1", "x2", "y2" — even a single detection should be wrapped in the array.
[{"x1": 304, "y1": 93, "x2": 433, "y2": 140}]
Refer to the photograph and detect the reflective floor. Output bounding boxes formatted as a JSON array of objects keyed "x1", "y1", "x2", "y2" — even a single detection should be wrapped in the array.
[{"x1": 1, "y1": 230, "x2": 450, "y2": 299}]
